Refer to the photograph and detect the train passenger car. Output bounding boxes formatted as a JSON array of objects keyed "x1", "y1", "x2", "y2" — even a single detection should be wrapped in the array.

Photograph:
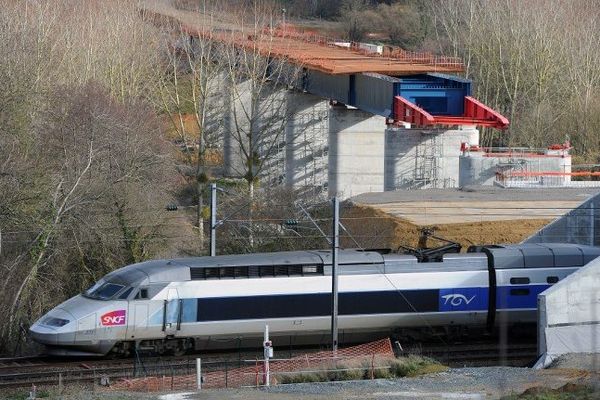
[{"x1": 29, "y1": 243, "x2": 600, "y2": 356}]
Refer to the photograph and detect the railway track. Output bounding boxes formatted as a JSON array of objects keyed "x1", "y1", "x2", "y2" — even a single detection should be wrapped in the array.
[
  {"x1": 0, "y1": 349, "x2": 306, "y2": 389},
  {"x1": 0, "y1": 356, "x2": 49, "y2": 372},
  {"x1": 0, "y1": 340, "x2": 539, "y2": 389},
  {"x1": 405, "y1": 341, "x2": 539, "y2": 367},
  {"x1": 0, "y1": 358, "x2": 199, "y2": 389}
]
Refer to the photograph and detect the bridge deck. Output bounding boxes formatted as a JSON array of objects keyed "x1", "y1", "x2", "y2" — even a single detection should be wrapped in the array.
[
  {"x1": 143, "y1": 2, "x2": 463, "y2": 76},
  {"x1": 216, "y1": 32, "x2": 465, "y2": 75}
]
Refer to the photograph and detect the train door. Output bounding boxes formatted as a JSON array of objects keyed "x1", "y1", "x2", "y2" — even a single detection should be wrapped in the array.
[
  {"x1": 75, "y1": 313, "x2": 96, "y2": 342},
  {"x1": 127, "y1": 303, "x2": 148, "y2": 339},
  {"x1": 163, "y1": 288, "x2": 181, "y2": 337}
]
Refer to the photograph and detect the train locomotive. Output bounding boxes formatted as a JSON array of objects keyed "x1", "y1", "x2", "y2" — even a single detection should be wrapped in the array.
[{"x1": 29, "y1": 243, "x2": 600, "y2": 356}]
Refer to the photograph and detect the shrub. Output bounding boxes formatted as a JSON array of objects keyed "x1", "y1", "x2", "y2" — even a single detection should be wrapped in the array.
[
  {"x1": 277, "y1": 371, "x2": 327, "y2": 384},
  {"x1": 388, "y1": 355, "x2": 447, "y2": 378},
  {"x1": 325, "y1": 363, "x2": 365, "y2": 381},
  {"x1": 276, "y1": 354, "x2": 447, "y2": 385},
  {"x1": 373, "y1": 366, "x2": 393, "y2": 379}
]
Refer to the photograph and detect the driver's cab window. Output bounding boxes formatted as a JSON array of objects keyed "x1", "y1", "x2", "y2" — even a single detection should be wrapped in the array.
[{"x1": 135, "y1": 288, "x2": 149, "y2": 300}]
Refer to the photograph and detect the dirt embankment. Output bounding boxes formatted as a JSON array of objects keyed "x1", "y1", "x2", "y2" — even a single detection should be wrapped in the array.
[{"x1": 341, "y1": 204, "x2": 551, "y2": 251}]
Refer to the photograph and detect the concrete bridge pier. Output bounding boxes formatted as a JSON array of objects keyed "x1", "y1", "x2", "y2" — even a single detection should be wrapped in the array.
[
  {"x1": 328, "y1": 105, "x2": 386, "y2": 199},
  {"x1": 384, "y1": 127, "x2": 479, "y2": 190},
  {"x1": 284, "y1": 92, "x2": 329, "y2": 197},
  {"x1": 222, "y1": 82, "x2": 481, "y2": 199}
]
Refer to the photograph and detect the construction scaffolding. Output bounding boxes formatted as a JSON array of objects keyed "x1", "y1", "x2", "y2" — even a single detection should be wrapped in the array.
[
  {"x1": 413, "y1": 133, "x2": 442, "y2": 188},
  {"x1": 394, "y1": 132, "x2": 455, "y2": 190}
]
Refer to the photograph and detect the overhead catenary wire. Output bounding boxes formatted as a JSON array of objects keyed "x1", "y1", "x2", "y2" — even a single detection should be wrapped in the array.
[
  {"x1": 3, "y1": 231, "x2": 600, "y2": 245},
  {"x1": 0, "y1": 210, "x2": 592, "y2": 236},
  {"x1": 2, "y1": 203, "x2": 595, "y2": 227}
]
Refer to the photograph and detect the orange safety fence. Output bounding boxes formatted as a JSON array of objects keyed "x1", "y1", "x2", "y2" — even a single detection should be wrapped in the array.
[{"x1": 108, "y1": 338, "x2": 394, "y2": 392}]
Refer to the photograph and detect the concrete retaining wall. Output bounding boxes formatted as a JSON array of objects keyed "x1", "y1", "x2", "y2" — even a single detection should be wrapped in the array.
[
  {"x1": 537, "y1": 256, "x2": 600, "y2": 365},
  {"x1": 525, "y1": 191, "x2": 600, "y2": 246}
]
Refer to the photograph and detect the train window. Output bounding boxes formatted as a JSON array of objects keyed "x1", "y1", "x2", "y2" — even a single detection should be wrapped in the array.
[
  {"x1": 190, "y1": 268, "x2": 203, "y2": 280},
  {"x1": 135, "y1": 288, "x2": 148, "y2": 300},
  {"x1": 233, "y1": 266, "x2": 249, "y2": 278},
  {"x1": 220, "y1": 267, "x2": 235, "y2": 279},
  {"x1": 287, "y1": 265, "x2": 303, "y2": 276},
  {"x1": 85, "y1": 283, "x2": 124, "y2": 300},
  {"x1": 510, "y1": 288, "x2": 530, "y2": 296},
  {"x1": 205, "y1": 268, "x2": 220, "y2": 279},
  {"x1": 302, "y1": 265, "x2": 320, "y2": 275},
  {"x1": 84, "y1": 280, "x2": 104, "y2": 295},
  {"x1": 118, "y1": 287, "x2": 134, "y2": 300},
  {"x1": 510, "y1": 277, "x2": 530, "y2": 285},
  {"x1": 547, "y1": 276, "x2": 559, "y2": 284},
  {"x1": 189, "y1": 265, "x2": 323, "y2": 280},
  {"x1": 43, "y1": 317, "x2": 70, "y2": 327},
  {"x1": 274, "y1": 265, "x2": 289, "y2": 276},
  {"x1": 259, "y1": 266, "x2": 275, "y2": 277}
]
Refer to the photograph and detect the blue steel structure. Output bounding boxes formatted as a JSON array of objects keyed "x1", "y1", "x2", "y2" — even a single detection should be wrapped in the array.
[
  {"x1": 299, "y1": 70, "x2": 508, "y2": 129},
  {"x1": 301, "y1": 71, "x2": 471, "y2": 118}
]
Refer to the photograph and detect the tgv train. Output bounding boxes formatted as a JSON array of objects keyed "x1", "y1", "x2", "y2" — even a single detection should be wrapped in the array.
[{"x1": 29, "y1": 243, "x2": 600, "y2": 356}]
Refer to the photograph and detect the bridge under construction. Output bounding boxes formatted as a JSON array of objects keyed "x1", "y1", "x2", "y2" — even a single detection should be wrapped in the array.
[{"x1": 144, "y1": 3, "x2": 597, "y2": 199}]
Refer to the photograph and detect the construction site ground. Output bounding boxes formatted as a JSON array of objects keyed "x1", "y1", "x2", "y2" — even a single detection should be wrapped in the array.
[
  {"x1": 344, "y1": 186, "x2": 600, "y2": 249},
  {"x1": 44, "y1": 365, "x2": 600, "y2": 400}
]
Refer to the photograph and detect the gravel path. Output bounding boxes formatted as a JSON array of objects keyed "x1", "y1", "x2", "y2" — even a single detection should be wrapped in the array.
[
  {"x1": 550, "y1": 353, "x2": 600, "y2": 371},
  {"x1": 258, "y1": 367, "x2": 567, "y2": 399},
  {"x1": 53, "y1": 366, "x2": 598, "y2": 400}
]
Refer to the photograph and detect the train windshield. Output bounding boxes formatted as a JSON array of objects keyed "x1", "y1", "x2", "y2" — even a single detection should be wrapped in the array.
[{"x1": 84, "y1": 281, "x2": 126, "y2": 300}]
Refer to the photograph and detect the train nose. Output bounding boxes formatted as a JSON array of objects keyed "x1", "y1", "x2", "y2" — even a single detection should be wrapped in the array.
[{"x1": 29, "y1": 308, "x2": 76, "y2": 346}]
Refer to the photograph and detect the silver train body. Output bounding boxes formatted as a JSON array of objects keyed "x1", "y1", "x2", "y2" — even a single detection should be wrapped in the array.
[{"x1": 30, "y1": 243, "x2": 600, "y2": 356}]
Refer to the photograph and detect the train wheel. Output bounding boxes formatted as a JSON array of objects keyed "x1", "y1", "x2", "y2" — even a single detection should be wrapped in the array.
[{"x1": 172, "y1": 339, "x2": 190, "y2": 356}]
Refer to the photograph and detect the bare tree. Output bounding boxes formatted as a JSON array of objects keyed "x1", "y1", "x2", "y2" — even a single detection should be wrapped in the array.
[
  {"x1": 0, "y1": 82, "x2": 173, "y2": 352},
  {"x1": 222, "y1": 1, "x2": 302, "y2": 198},
  {"x1": 429, "y1": 0, "x2": 600, "y2": 153},
  {"x1": 158, "y1": 0, "x2": 227, "y2": 254}
]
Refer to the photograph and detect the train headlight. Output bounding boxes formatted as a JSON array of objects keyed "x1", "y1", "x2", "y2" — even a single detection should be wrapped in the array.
[{"x1": 43, "y1": 317, "x2": 70, "y2": 327}]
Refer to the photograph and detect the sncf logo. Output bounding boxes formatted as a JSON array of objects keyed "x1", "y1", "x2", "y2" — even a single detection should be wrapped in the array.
[
  {"x1": 441, "y1": 294, "x2": 476, "y2": 307},
  {"x1": 101, "y1": 310, "x2": 126, "y2": 326}
]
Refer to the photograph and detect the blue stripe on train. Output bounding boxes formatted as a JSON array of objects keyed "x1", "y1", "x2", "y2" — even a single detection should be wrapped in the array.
[
  {"x1": 439, "y1": 287, "x2": 488, "y2": 312},
  {"x1": 439, "y1": 284, "x2": 552, "y2": 312},
  {"x1": 496, "y1": 284, "x2": 550, "y2": 310},
  {"x1": 149, "y1": 284, "x2": 552, "y2": 324}
]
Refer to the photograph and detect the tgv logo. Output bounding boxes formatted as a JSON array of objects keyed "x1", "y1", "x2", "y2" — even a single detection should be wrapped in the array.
[
  {"x1": 101, "y1": 310, "x2": 126, "y2": 326},
  {"x1": 441, "y1": 294, "x2": 476, "y2": 307}
]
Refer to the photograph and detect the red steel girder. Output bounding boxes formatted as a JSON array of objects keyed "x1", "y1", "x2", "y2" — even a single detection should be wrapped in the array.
[{"x1": 392, "y1": 96, "x2": 509, "y2": 129}]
